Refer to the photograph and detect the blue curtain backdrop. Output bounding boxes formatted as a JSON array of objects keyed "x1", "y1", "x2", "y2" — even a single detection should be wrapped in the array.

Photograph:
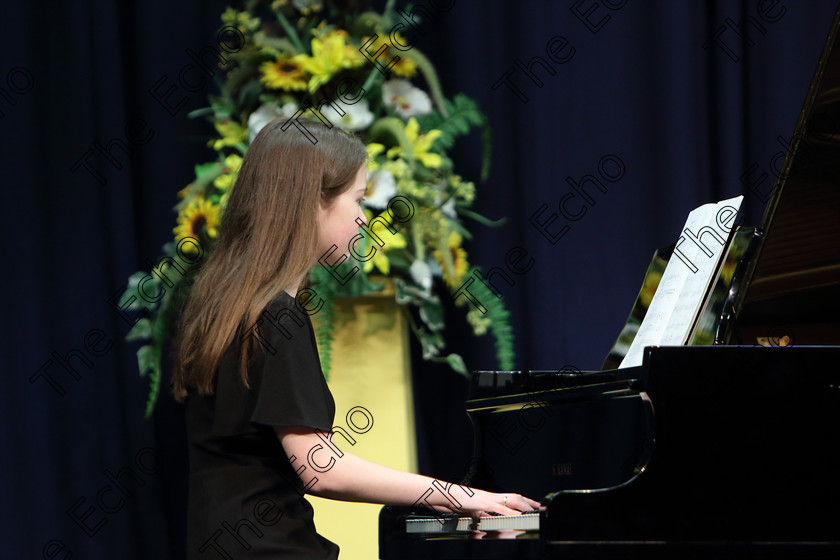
[{"x1": 2, "y1": 0, "x2": 837, "y2": 558}]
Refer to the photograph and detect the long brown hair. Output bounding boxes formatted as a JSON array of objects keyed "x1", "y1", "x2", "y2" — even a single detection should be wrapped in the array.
[{"x1": 172, "y1": 118, "x2": 366, "y2": 401}]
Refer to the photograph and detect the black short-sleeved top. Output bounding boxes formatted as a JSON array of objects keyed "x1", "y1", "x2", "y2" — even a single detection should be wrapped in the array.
[{"x1": 184, "y1": 292, "x2": 339, "y2": 559}]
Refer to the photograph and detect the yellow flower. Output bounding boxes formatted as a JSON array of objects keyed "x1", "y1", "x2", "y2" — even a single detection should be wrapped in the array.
[
  {"x1": 466, "y1": 307, "x2": 492, "y2": 335},
  {"x1": 220, "y1": 7, "x2": 260, "y2": 33},
  {"x1": 366, "y1": 142, "x2": 385, "y2": 160},
  {"x1": 213, "y1": 154, "x2": 243, "y2": 191},
  {"x1": 361, "y1": 33, "x2": 417, "y2": 78},
  {"x1": 387, "y1": 33, "x2": 417, "y2": 78},
  {"x1": 361, "y1": 210, "x2": 407, "y2": 275},
  {"x1": 212, "y1": 119, "x2": 248, "y2": 151},
  {"x1": 311, "y1": 20, "x2": 328, "y2": 36},
  {"x1": 259, "y1": 56, "x2": 308, "y2": 91},
  {"x1": 293, "y1": 29, "x2": 365, "y2": 92},
  {"x1": 391, "y1": 57, "x2": 416, "y2": 78},
  {"x1": 382, "y1": 158, "x2": 411, "y2": 179},
  {"x1": 386, "y1": 118, "x2": 443, "y2": 168},
  {"x1": 173, "y1": 198, "x2": 221, "y2": 249},
  {"x1": 365, "y1": 142, "x2": 385, "y2": 171},
  {"x1": 450, "y1": 174, "x2": 476, "y2": 203},
  {"x1": 296, "y1": 2, "x2": 322, "y2": 16},
  {"x1": 433, "y1": 230, "x2": 469, "y2": 288}
]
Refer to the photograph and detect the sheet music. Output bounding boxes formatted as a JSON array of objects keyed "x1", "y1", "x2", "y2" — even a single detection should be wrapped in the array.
[{"x1": 619, "y1": 196, "x2": 743, "y2": 368}]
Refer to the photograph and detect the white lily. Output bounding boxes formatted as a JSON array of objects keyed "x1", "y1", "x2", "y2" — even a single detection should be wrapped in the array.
[
  {"x1": 441, "y1": 196, "x2": 457, "y2": 219},
  {"x1": 365, "y1": 169, "x2": 397, "y2": 209},
  {"x1": 320, "y1": 99, "x2": 374, "y2": 131},
  {"x1": 382, "y1": 79, "x2": 432, "y2": 118},
  {"x1": 410, "y1": 260, "x2": 433, "y2": 292},
  {"x1": 248, "y1": 102, "x2": 300, "y2": 142}
]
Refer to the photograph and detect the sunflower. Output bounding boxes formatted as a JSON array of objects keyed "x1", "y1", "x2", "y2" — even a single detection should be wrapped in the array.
[
  {"x1": 173, "y1": 198, "x2": 221, "y2": 250},
  {"x1": 259, "y1": 55, "x2": 308, "y2": 91},
  {"x1": 433, "y1": 230, "x2": 469, "y2": 288}
]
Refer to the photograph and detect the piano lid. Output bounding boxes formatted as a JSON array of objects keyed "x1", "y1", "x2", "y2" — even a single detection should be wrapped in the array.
[
  {"x1": 601, "y1": 7, "x2": 840, "y2": 364},
  {"x1": 735, "y1": 5, "x2": 840, "y2": 339}
]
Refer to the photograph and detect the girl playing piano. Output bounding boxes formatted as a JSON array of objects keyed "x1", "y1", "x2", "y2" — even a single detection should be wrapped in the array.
[{"x1": 172, "y1": 118, "x2": 539, "y2": 559}]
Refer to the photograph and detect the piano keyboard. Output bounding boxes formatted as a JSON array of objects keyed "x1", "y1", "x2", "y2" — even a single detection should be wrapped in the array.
[{"x1": 405, "y1": 512, "x2": 540, "y2": 533}]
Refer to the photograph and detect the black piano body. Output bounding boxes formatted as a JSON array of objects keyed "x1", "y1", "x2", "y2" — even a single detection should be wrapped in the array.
[
  {"x1": 380, "y1": 347, "x2": 840, "y2": 559},
  {"x1": 379, "y1": 2, "x2": 840, "y2": 558},
  {"x1": 544, "y1": 345, "x2": 840, "y2": 558}
]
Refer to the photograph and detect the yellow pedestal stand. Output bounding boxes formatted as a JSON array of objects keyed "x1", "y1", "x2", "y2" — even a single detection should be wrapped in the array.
[{"x1": 310, "y1": 287, "x2": 417, "y2": 560}]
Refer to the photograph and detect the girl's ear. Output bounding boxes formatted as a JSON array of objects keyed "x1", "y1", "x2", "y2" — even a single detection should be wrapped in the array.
[
  {"x1": 317, "y1": 196, "x2": 332, "y2": 224},
  {"x1": 318, "y1": 191, "x2": 331, "y2": 210}
]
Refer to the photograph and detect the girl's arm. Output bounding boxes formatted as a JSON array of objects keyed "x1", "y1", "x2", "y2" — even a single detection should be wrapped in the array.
[{"x1": 275, "y1": 427, "x2": 540, "y2": 516}]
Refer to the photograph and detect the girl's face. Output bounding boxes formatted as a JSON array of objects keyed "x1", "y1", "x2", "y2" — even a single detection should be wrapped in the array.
[{"x1": 316, "y1": 165, "x2": 368, "y2": 263}]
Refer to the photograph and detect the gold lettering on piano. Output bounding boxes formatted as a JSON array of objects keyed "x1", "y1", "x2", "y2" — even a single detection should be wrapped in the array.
[{"x1": 551, "y1": 462, "x2": 572, "y2": 477}]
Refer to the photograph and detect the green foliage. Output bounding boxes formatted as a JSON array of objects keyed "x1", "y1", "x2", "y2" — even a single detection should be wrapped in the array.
[
  {"x1": 416, "y1": 94, "x2": 492, "y2": 181},
  {"x1": 393, "y1": 271, "x2": 514, "y2": 377},
  {"x1": 446, "y1": 353, "x2": 468, "y2": 375},
  {"x1": 393, "y1": 277, "x2": 447, "y2": 361},
  {"x1": 308, "y1": 266, "x2": 339, "y2": 378},
  {"x1": 125, "y1": 242, "x2": 197, "y2": 418},
  {"x1": 460, "y1": 266, "x2": 516, "y2": 371},
  {"x1": 313, "y1": 300, "x2": 337, "y2": 380},
  {"x1": 308, "y1": 264, "x2": 390, "y2": 379},
  {"x1": 417, "y1": 94, "x2": 486, "y2": 150}
]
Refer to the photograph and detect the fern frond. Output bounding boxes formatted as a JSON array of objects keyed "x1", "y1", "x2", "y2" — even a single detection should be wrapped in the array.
[
  {"x1": 140, "y1": 270, "x2": 194, "y2": 418},
  {"x1": 486, "y1": 294, "x2": 515, "y2": 370},
  {"x1": 313, "y1": 296, "x2": 336, "y2": 380},
  {"x1": 417, "y1": 94, "x2": 486, "y2": 150},
  {"x1": 144, "y1": 350, "x2": 162, "y2": 418},
  {"x1": 308, "y1": 265, "x2": 343, "y2": 380},
  {"x1": 458, "y1": 267, "x2": 516, "y2": 370}
]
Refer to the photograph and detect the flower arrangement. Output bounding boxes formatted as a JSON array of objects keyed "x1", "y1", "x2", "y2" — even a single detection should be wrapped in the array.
[{"x1": 126, "y1": 0, "x2": 515, "y2": 416}]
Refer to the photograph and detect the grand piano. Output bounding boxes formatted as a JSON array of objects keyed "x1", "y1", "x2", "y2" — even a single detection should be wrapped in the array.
[{"x1": 379, "y1": 4, "x2": 840, "y2": 559}]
